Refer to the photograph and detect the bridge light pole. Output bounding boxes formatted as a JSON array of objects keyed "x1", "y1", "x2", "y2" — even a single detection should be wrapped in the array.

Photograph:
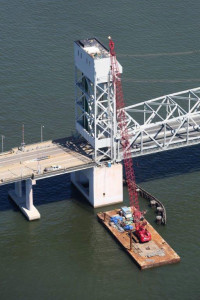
[
  {"x1": 1, "y1": 135, "x2": 5, "y2": 153},
  {"x1": 41, "y1": 125, "x2": 44, "y2": 143}
]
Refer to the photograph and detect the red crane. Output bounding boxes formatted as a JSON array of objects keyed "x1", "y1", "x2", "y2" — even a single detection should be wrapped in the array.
[
  {"x1": 108, "y1": 37, "x2": 139, "y2": 214},
  {"x1": 109, "y1": 37, "x2": 151, "y2": 243},
  {"x1": 108, "y1": 37, "x2": 151, "y2": 243}
]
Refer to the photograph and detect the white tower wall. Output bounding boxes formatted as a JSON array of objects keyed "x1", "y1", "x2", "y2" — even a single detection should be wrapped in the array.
[
  {"x1": 74, "y1": 38, "x2": 122, "y2": 163},
  {"x1": 73, "y1": 38, "x2": 124, "y2": 207}
]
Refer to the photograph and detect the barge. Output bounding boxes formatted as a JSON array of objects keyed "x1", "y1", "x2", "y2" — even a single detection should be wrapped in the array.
[{"x1": 97, "y1": 208, "x2": 180, "y2": 270}]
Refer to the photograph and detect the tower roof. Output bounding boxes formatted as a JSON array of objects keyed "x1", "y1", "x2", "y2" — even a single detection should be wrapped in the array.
[{"x1": 75, "y1": 38, "x2": 109, "y2": 59}]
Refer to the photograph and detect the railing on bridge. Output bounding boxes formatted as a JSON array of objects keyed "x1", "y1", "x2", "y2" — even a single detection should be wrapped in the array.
[{"x1": 118, "y1": 87, "x2": 200, "y2": 158}]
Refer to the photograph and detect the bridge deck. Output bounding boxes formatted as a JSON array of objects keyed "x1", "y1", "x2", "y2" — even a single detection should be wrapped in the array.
[{"x1": 0, "y1": 137, "x2": 95, "y2": 186}]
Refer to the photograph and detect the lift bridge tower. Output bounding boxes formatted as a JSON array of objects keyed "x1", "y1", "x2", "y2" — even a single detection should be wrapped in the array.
[{"x1": 71, "y1": 38, "x2": 123, "y2": 207}]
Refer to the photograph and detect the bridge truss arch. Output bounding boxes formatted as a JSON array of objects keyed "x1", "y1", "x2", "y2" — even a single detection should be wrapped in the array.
[{"x1": 118, "y1": 87, "x2": 200, "y2": 159}]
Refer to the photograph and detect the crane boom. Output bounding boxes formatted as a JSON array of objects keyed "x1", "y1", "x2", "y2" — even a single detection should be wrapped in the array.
[{"x1": 108, "y1": 37, "x2": 139, "y2": 212}]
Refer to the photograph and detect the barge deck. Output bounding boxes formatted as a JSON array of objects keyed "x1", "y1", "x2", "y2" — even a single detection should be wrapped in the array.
[{"x1": 97, "y1": 209, "x2": 180, "y2": 270}]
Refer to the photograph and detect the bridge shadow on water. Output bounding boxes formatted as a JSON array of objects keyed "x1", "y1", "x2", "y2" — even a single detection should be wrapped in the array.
[
  {"x1": 1, "y1": 144, "x2": 200, "y2": 212},
  {"x1": 0, "y1": 174, "x2": 73, "y2": 212},
  {"x1": 132, "y1": 144, "x2": 200, "y2": 183}
]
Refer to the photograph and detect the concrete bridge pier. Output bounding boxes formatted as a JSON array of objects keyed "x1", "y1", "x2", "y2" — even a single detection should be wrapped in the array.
[
  {"x1": 15, "y1": 181, "x2": 22, "y2": 198},
  {"x1": 71, "y1": 163, "x2": 123, "y2": 208},
  {"x1": 9, "y1": 179, "x2": 40, "y2": 221},
  {"x1": 26, "y1": 179, "x2": 34, "y2": 210}
]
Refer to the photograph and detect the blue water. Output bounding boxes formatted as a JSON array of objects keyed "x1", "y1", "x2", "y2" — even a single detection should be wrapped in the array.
[{"x1": 1, "y1": 1, "x2": 200, "y2": 299}]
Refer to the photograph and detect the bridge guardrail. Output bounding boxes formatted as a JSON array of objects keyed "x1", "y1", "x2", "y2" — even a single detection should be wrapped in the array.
[{"x1": 0, "y1": 162, "x2": 96, "y2": 187}]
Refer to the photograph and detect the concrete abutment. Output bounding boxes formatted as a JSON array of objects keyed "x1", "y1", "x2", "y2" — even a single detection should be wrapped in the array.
[{"x1": 71, "y1": 163, "x2": 123, "y2": 208}]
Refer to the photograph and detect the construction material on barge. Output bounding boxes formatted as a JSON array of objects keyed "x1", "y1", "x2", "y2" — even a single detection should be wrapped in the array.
[
  {"x1": 123, "y1": 179, "x2": 167, "y2": 225},
  {"x1": 97, "y1": 208, "x2": 180, "y2": 270}
]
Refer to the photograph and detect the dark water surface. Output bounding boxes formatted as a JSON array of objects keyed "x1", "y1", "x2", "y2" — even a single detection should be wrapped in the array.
[{"x1": 1, "y1": 1, "x2": 200, "y2": 299}]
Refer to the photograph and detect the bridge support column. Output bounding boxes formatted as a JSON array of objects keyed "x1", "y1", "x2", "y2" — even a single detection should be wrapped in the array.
[
  {"x1": 15, "y1": 181, "x2": 22, "y2": 198},
  {"x1": 26, "y1": 179, "x2": 34, "y2": 210},
  {"x1": 71, "y1": 163, "x2": 123, "y2": 208},
  {"x1": 9, "y1": 179, "x2": 40, "y2": 221}
]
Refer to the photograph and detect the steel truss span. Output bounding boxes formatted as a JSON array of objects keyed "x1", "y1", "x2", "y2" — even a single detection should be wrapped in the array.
[{"x1": 119, "y1": 87, "x2": 200, "y2": 159}]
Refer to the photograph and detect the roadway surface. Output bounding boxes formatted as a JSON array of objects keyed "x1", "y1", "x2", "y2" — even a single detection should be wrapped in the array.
[
  {"x1": 0, "y1": 137, "x2": 95, "y2": 186},
  {"x1": 1, "y1": 115, "x2": 200, "y2": 186}
]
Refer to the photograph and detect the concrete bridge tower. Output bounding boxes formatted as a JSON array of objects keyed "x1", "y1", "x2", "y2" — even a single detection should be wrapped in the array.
[{"x1": 71, "y1": 38, "x2": 123, "y2": 207}]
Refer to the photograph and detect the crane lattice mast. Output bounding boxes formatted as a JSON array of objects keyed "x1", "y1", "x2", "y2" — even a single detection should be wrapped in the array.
[{"x1": 108, "y1": 37, "x2": 140, "y2": 213}]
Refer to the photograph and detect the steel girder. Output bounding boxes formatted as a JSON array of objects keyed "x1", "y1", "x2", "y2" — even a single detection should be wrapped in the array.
[
  {"x1": 75, "y1": 68, "x2": 117, "y2": 163},
  {"x1": 117, "y1": 87, "x2": 200, "y2": 160}
]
